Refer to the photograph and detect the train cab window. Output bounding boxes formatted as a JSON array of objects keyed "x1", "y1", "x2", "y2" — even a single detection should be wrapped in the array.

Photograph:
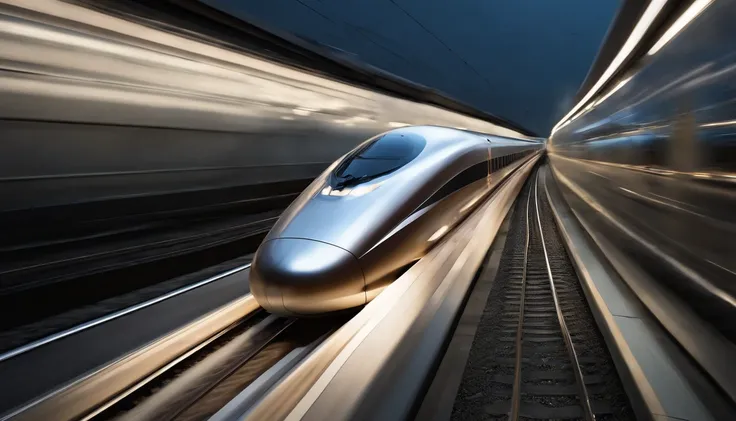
[{"x1": 331, "y1": 132, "x2": 426, "y2": 188}]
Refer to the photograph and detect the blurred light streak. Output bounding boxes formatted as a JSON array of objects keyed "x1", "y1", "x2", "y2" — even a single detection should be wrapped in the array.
[
  {"x1": 460, "y1": 195, "x2": 483, "y2": 213},
  {"x1": 428, "y1": 225, "x2": 449, "y2": 242},
  {"x1": 619, "y1": 186, "x2": 707, "y2": 218},
  {"x1": 293, "y1": 108, "x2": 312, "y2": 116},
  {"x1": 350, "y1": 182, "x2": 382, "y2": 196},
  {"x1": 681, "y1": 61, "x2": 736, "y2": 90},
  {"x1": 648, "y1": 0, "x2": 714, "y2": 56},
  {"x1": 3, "y1": 74, "x2": 264, "y2": 117},
  {"x1": 588, "y1": 170, "x2": 610, "y2": 180},
  {"x1": 388, "y1": 121, "x2": 409, "y2": 128},
  {"x1": 3, "y1": 1, "x2": 534, "y2": 139},
  {"x1": 566, "y1": 62, "x2": 712, "y2": 138},
  {"x1": 651, "y1": 192, "x2": 692, "y2": 207},
  {"x1": 593, "y1": 76, "x2": 633, "y2": 107},
  {"x1": 556, "y1": 170, "x2": 736, "y2": 307},
  {"x1": 551, "y1": 0, "x2": 668, "y2": 136},
  {"x1": 706, "y1": 259, "x2": 736, "y2": 277},
  {"x1": 1, "y1": 0, "x2": 365, "y2": 93},
  {"x1": 701, "y1": 120, "x2": 736, "y2": 128}
]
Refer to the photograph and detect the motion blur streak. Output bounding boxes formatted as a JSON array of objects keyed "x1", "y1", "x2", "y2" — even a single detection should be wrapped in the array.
[
  {"x1": 0, "y1": 0, "x2": 534, "y2": 258},
  {"x1": 0, "y1": 0, "x2": 528, "y2": 137},
  {"x1": 647, "y1": 0, "x2": 714, "y2": 56},
  {"x1": 551, "y1": 0, "x2": 669, "y2": 134},
  {"x1": 549, "y1": 0, "x2": 736, "y2": 349}
]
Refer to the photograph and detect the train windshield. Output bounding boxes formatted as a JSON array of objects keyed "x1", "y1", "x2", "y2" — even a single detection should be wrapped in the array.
[{"x1": 332, "y1": 132, "x2": 426, "y2": 188}]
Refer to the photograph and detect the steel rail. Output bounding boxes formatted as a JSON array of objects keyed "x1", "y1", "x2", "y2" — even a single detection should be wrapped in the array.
[
  {"x1": 533, "y1": 172, "x2": 596, "y2": 421},
  {"x1": 0, "y1": 263, "x2": 250, "y2": 363},
  {"x1": 508, "y1": 173, "x2": 532, "y2": 420},
  {"x1": 3, "y1": 293, "x2": 259, "y2": 421}
]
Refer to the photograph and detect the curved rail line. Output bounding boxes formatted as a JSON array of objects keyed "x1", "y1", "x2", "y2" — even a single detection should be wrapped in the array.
[
  {"x1": 508, "y1": 170, "x2": 531, "y2": 420},
  {"x1": 507, "y1": 171, "x2": 596, "y2": 421},
  {"x1": 85, "y1": 314, "x2": 293, "y2": 421},
  {"x1": 534, "y1": 172, "x2": 595, "y2": 420}
]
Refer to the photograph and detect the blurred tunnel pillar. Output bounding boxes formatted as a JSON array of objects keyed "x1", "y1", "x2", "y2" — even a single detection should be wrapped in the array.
[
  {"x1": 665, "y1": 101, "x2": 699, "y2": 244},
  {"x1": 668, "y1": 102, "x2": 699, "y2": 174}
]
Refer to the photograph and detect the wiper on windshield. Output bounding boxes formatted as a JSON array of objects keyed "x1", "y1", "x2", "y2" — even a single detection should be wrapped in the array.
[
  {"x1": 334, "y1": 166, "x2": 401, "y2": 189},
  {"x1": 334, "y1": 174, "x2": 369, "y2": 189}
]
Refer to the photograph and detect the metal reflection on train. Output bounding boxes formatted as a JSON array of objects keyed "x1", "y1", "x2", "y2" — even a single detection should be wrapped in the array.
[
  {"x1": 250, "y1": 126, "x2": 541, "y2": 315},
  {"x1": 548, "y1": 0, "x2": 736, "y2": 344},
  {"x1": 428, "y1": 226, "x2": 449, "y2": 243}
]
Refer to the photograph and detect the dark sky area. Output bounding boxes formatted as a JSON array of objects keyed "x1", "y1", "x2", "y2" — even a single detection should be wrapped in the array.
[{"x1": 205, "y1": 0, "x2": 620, "y2": 135}]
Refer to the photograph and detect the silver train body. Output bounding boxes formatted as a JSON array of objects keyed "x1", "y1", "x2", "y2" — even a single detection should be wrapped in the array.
[
  {"x1": 549, "y1": 1, "x2": 736, "y2": 338},
  {"x1": 250, "y1": 126, "x2": 541, "y2": 315}
]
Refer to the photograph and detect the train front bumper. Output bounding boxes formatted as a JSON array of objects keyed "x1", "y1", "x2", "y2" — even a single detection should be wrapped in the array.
[{"x1": 250, "y1": 238, "x2": 366, "y2": 315}]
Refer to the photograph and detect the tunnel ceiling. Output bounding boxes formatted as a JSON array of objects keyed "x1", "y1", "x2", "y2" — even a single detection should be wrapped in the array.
[{"x1": 204, "y1": 0, "x2": 619, "y2": 136}]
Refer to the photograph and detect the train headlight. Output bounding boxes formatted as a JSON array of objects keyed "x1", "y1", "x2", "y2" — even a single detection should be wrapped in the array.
[
  {"x1": 350, "y1": 182, "x2": 382, "y2": 197},
  {"x1": 321, "y1": 185, "x2": 352, "y2": 196}
]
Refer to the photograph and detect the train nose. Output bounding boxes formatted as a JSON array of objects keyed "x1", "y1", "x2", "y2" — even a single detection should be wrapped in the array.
[{"x1": 250, "y1": 238, "x2": 366, "y2": 315}]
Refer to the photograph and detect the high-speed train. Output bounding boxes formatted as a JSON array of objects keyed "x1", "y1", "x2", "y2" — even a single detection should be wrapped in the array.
[{"x1": 250, "y1": 126, "x2": 542, "y2": 315}]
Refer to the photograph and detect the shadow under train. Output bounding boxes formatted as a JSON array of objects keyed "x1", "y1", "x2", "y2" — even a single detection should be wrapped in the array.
[{"x1": 250, "y1": 126, "x2": 542, "y2": 315}]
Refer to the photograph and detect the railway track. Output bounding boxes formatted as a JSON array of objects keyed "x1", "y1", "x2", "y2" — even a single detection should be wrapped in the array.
[
  {"x1": 1, "y1": 213, "x2": 277, "y2": 334},
  {"x1": 0, "y1": 258, "x2": 348, "y2": 421},
  {"x1": 2, "y1": 158, "x2": 638, "y2": 421},
  {"x1": 0, "y1": 263, "x2": 253, "y2": 420},
  {"x1": 88, "y1": 313, "x2": 343, "y2": 421},
  {"x1": 476, "y1": 170, "x2": 633, "y2": 420}
]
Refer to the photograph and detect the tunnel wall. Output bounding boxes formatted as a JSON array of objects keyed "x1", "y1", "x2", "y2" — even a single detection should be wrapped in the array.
[
  {"x1": 549, "y1": 0, "x2": 736, "y2": 342},
  {"x1": 551, "y1": 0, "x2": 736, "y2": 172}
]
